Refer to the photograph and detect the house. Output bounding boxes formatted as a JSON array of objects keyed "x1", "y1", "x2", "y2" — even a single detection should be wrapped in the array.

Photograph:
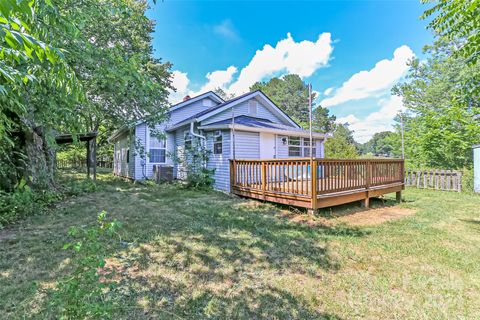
[{"x1": 108, "y1": 90, "x2": 329, "y2": 192}]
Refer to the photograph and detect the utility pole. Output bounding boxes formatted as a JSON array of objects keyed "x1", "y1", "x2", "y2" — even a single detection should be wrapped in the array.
[
  {"x1": 232, "y1": 105, "x2": 236, "y2": 160},
  {"x1": 308, "y1": 83, "x2": 313, "y2": 159},
  {"x1": 400, "y1": 113, "x2": 405, "y2": 159}
]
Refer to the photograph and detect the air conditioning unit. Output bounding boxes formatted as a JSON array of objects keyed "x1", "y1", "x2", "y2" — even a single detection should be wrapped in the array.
[{"x1": 153, "y1": 165, "x2": 174, "y2": 183}]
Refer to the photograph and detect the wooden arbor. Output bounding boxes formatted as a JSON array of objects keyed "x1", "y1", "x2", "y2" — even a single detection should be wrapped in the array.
[{"x1": 55, "y1": 132, "x2": 98, "y2": 180}]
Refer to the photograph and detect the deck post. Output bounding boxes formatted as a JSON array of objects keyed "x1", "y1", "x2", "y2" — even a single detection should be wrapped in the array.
[
  {"x1": 261, "y1": 161, "x2": 266, "y2": 200},
  {"x1": 363, "y1": 197, "x2": 370, "y2": 208},
  {"x1": 310, "y1": 158, "x2": 318, "y2": 210},
  {"x1": 396, "y1": 191, "x2": 402, "y2": 203},
  {"x1": 229, "y1": 160, "x2": 235, "y2": 193}
]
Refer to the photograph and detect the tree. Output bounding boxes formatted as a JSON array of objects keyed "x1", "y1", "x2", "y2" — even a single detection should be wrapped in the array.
[
  {"x1": 0, "y1": 0, "x2": 80, "y2": 190},
  {"x1": 360, "y1": 131, "x2": 399, "y2": 157},
  {"x1": 250, "y1": 74, "x2": 335, "y2": 131},
  {"x1": 392, "y1": 39, "x2": 480, "y2": 169},
  {"x1": 422, "y1": 0, "x2": 480, "y2": 63},
  {"x1": 324, "y1": 124, "x2": 358, "y2": 159},
  {"x1": 214, "y1": 87, "x2": 235, "y2": 101},
  {"x1": 0, "y1": 0, "x2": 172, "y2": 190},
  {"x1": 312, "y1": 106, "x2": 336, "y2": 133}
]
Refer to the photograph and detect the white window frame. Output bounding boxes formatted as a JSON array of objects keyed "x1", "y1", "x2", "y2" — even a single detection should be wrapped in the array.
[
  {"x1": 287, "y1": 136, "x2": 317, "y2": 157},
  {"x1": 184, "y1": 131, "x2": 193, "y2": 150},
  {"x1": 302, "y1": 138, "x2": 317, "y2": 157},
  {"x1": 213, "y1": 130, "x2": 223, "y2": 155},
  {"x1": 288, "y1": 136, "x2": 301, "y2": 157},
  {"x1": 149, "y1": 134, "x2": 167, "y2": 164}
]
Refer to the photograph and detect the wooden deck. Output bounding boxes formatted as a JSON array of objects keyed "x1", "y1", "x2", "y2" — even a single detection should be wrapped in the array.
[{"x1": 230, "y1": 158, "x2": 405, "y2": 210}]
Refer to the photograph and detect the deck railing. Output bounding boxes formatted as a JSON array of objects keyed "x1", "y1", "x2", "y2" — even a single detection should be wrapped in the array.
[{"x1": 230, "y1": 158, "x2": 405, "y2": 209}]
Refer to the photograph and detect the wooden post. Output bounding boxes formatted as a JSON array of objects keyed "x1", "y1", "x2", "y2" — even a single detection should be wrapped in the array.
[
  {"x1": 396, "y1": 191, "x2": 402, "y2": 203},
  {"x1": 457, "y1": 171, "x2": 462, "y2": 192},
  {"x1": 261, "y1": 161, "x2": 266, "y2": 200},
  {"x1": 229, "y1": 160, "x2": 235, "y2": 193},
  {"x1": 86, "y1": 141, "x2": 91, "y2": 179},
  {"x1": 366, "y1": 159, "x2": 371, "y2": 189},
  {"x1": 92, "y1": 138, "x2": 97, "y2": 181},
  {"x1": 363, "y1": 197, "x2": 370, "y2": 208},
  {"x1": 310, "y1": 158, "x2": 318, "y2": 211}
]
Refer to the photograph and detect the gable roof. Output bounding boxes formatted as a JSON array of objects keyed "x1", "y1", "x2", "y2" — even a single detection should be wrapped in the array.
[
  {"x1": 168, "y1": 90, "x2": 300, "y2": 130},
  {"x1": 169, "y1": 91, "x2": 224, "y2": 112},
  {"x1": 199, "y1": 115, "x2": 328, "y2": 139}
]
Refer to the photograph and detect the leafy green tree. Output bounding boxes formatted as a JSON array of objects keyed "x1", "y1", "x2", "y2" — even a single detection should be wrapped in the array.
[
  {"x1": 312, "y1": 106, "x2": 336, "y2": 133},
  {"x1": 324, "y1": 124, "x2": 358, "y2": 159},
  {"x1": 0, "y1": 0, "x2": 79, "y2": 189},
  {"x1": 393, "y1": 40, "x2": 480, "y2": 168},
  {"x1": 214, "y1": 87, "x2": 235, "y2": 101},
  {"x1": 250, "y1": 74, "x2": 335, "y2": 131},
  {"x1": 422, "y1": 0, "x2": 479, "y2": 63},
  {"x1": 1, "y1": 0, "x2": 172, "y2": 189},
  {"x1": 360, "y1": 131, "x2": 399, "y2": 157}
]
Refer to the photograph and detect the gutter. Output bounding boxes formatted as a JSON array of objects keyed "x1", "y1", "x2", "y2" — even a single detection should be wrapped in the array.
[{"x1": 198, "y1": 123, "x2": 329, "y2": 139}]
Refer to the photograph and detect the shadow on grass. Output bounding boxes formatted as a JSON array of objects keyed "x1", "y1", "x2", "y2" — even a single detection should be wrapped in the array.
[
  {"x1": 460, "y1": 219, "x2": 480, "y2": 231},
  {"x1": 1, "y1": 174, "x2": 359, "y2": 319}
]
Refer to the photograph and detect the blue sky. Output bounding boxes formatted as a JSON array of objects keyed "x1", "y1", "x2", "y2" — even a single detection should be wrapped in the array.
[{"x1": 147, "y1": 1, "x2": 433, "y2": 142}]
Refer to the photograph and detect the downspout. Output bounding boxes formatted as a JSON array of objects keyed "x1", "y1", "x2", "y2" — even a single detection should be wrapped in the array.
[
  {"x1": 190, "y1": 121, "x2": 206, "y2": 141},
  {"x1": 190, "y1": 121, "x2": 207, "y2": 169}
]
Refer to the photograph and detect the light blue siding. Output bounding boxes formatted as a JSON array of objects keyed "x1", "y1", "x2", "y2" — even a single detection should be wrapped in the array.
[
  {"x1": 233, "y1": 131, "x2": 260, "y2": 159},
  {"x1": 202, "y1": 98, "x2": 284, "y2": 125},
  {"x1": 169, "y1": 97, "x2": 218, "y2": 125},
  {"x1": 474, "y1": 145, "x2": 480, "y2": 193},
  {"x1": 206, "y1": 130, "x2": 231, "y2": 191}
]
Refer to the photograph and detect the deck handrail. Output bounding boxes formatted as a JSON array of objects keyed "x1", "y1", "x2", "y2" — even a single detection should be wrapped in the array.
[{"x1": 230, "y1": 158, "x2": 405, "y2": 209}]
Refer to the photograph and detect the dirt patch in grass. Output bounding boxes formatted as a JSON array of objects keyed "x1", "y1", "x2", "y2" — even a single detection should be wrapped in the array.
[
  {"x1": 282, "y1": 206, "x2": 416, "y2": 228},
  {"x1": 332, "y1": 207, "x2": 416, "y2": 226}
]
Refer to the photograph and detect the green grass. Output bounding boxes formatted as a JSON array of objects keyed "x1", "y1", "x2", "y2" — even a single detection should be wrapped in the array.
[{"x1": 1, "y1": 171, "x2": 480, "y2": 319}]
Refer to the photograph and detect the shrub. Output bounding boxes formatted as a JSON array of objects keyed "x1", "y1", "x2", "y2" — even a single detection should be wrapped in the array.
[
  {"x1": 461, "y1": 168, "x2": 475, "y2": 193},
  {"x1": 48, "y1": 211, "x2": 121, "y2": 319},
  {"x1": 0, "y1": 177, "x2": 98, "y2": 227},
  {"x1": 170, "y1": 139, "x2": 215, "y2": 189}
]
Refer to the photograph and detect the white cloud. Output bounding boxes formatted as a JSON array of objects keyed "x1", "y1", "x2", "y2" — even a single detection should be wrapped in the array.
[
  {"x1": 323, "y1": 87, "x2": 334, "y2": 96},
  {"x1": 198, "y1": 66, "x2": 238, "y2": 93},
  {"x1": 213, "y1": 19, "x2": 239, "y2": 41},
  {"x1": 336, "y1": 95, "x2": 404, "y2": 143},
  {"x1": 227, "y1": 32, "x2": 333, "y2": 94},
  {"x1": 169, "y1": 70, "x2": 190, "y2": 102},
  {"x1": 169, "y1": 32, "x2": 334, "y2": 102},
  {"x1": 321, "y1": 45, "x2": 414, "y2": 108}
]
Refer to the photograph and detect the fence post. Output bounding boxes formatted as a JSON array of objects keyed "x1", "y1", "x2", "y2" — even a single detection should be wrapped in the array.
[
  {"x1": 261, "y1": 161, "x2": 266, "y2": 200},
  {"x1": 366, "y1": 160, "x2": 371, "y2": 189},
  {"x1": 458, "y1": 171, "x2": 462, "y2": 192}
]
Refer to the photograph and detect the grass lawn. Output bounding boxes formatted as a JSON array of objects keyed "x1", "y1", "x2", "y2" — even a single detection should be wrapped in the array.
[{"x1": 1, "y1": 171, "x2": 480, "y2": 319}]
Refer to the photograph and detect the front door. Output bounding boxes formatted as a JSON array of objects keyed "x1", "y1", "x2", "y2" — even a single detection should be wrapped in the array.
[{"x1": 260, "y1": 133, "x2": 276, "y2": 159}]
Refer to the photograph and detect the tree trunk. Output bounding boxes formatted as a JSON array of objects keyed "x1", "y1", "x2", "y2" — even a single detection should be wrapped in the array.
[{"x1": 23, "y1": 125, "x2": 56, "y2": 189}]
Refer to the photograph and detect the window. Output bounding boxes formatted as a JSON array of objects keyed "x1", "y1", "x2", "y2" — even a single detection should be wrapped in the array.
[
  {"x1": 303, "y1": 138, "x2": 316, "y2": 157},
  {"x1": 149, "y1": 134, "x2": 166, "y2": 163},
  {"x1": 249, "y1": 99, "x2": 258, "y2": 116},
  {"x1": 184, "y1": 131, "x2": 192, "y2": 150},
  {"x1": 288, "y1": 136, "x2": 301, "y2": 157},
  {"x1": 126, "y1": 149, "x2": 130, "y2": 163},
  {"x1": 213, "y1": 130, "x2": 222, "y2": 154},
  {"x1": 287, "y1": 136, "x2": 317, "y2": 157}
]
